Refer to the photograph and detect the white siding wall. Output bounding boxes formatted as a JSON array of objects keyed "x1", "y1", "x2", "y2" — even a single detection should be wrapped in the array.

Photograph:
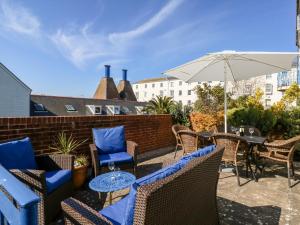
[{"x1": 0, "y1": 65, "x2": 31, "y2": 117}]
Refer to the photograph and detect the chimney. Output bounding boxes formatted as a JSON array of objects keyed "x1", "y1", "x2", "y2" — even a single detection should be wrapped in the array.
[
  {"x1": 122, "y1": 69, "x2": 127, "y2": 81},
  {"x1": 93, "y1": 65, "x2": 120, "y2": 99},
  {"x1": 117, "y1": 69, "x2": 137, "y2": 101},
  {"x1": 104, "y1": 65, "x2": 110, "y2": 77}
]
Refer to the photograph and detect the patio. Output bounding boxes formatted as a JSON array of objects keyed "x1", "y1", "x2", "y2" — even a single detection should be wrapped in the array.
[{"x1": 53, "y1": 148, "x2": 300, "y2": 225}]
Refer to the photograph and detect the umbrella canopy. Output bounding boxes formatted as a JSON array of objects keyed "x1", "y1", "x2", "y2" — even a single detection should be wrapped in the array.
[{"x1": 163, "y1": 51, "x2": 299, "y2": 132}]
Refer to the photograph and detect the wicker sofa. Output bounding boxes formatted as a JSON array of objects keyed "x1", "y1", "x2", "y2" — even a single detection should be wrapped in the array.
[{"x1": 61, "y1": 145, "x2": 224, "y2": 225}]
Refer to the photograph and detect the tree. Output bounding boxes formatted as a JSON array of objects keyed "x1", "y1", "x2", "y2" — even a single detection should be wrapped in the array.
[
  {"x1": 194, "y1": 83, "x2": 231, "y2": 114},
  {"x1": 170, "y1": 102, "x2": 192, "y2": 126},
  {"x1": 272, "y1": 82, "x2": 300, "y2": 112},
  {"x1": 144, "y1": 96, "x2": 175, "y2": 114},
  {"x1": 245, "y1": 88, "x2": 264, "y2": 110}
]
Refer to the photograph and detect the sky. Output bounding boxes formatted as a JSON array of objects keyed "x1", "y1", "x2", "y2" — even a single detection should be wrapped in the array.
[{"x1": 0, "y1": 0, "x2": 297, "y2": 97}]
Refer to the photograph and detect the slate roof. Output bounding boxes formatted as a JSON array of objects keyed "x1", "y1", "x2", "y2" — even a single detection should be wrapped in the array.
[{"x1": 30, "y1": 95, "x2": 146, "y2": 116}]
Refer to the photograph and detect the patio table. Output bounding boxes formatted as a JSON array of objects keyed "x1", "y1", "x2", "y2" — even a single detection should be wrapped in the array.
[
  {"x1": 241, "y1": 135, "x2": 266, "y2": 181},
  {"x1": 89, "y1": 171, "x2": 136, "y2": 205}
]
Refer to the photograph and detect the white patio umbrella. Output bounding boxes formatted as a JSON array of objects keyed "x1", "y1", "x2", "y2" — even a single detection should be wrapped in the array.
[{"x1": 163, "y1": 51, "x2": 299, "y2": 132}]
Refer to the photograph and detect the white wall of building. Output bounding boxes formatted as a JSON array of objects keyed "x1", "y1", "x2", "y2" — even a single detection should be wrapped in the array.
[
  {"x1": 0, "y1": 63, "x2": 31, "y2": 117},
  {"x1": 134, "y1": 67, "x2": 297, "y2": 108},
  {"x1": 133, "y1": 77, "x2": 222, "y2": 106}
]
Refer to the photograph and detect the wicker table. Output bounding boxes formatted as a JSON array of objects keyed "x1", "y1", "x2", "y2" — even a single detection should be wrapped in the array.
[{"x1": 89, "y1": 171, "x2": 136, "y2": 205}]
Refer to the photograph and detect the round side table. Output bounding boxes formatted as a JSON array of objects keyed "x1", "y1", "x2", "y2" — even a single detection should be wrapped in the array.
[{"x1": 89, "y1": 171, "x2": 136, "y2": 205}]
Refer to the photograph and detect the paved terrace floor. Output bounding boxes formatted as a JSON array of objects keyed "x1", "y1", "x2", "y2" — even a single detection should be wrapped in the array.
[{"x1": 54, "y1": 149, "x2": 300, "y2": 225}]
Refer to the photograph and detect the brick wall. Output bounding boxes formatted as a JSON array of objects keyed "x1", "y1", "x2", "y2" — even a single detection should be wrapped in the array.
[{"x1": 0, "y1": 115, "x2": 175, "y2": 156}]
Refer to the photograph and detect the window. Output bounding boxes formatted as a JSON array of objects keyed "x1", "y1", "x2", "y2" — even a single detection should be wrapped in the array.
[
  {"x1": 87, "y1": 105, "x2": 102, "y2": 115},
  {"x1": 65, "y1": 105, "x2": 76, "y2": 112},
  {"x1": 265, "y1": 84, "x2": 273, "y2": 95},
  {"x1": 135, "y1": 106, "x2": 144, "y2": 115},
  {"x1": 152, "y1": 93, "x2": 155, "y2": 98},
  {"x1": 135, "y1": 92, "x2": 139, "y2": 98},
  {"x1": 198, "y1": 82, "x2": 201, "y2": 84},
  {"x1": 170, "y1": 90, "x2": 174, "y2": 97},
  {"x1": 160, "y1": 83, "x2": 163, "y2": 87},
  {"x1": 179, "y1": 90, "x2": 182, "y2": 96},
  {"x1": 107, "y1": 105, "x2": 120, "y2": 115},
  {"x1": 144, "y1": 92, "x2": 147, "y2": 98},
  {"x1": 187, "y1": 100, "x2": 191, "y2": 105},
  {"x1": 136, "y1": 85, "x2": 138, "y2": 89},
  {"x1": 170, "y1": 82, "x2": 174, "y2": 87},
  {"x1": 179, "y1": 81, "x2": 182, "y2": 86},
  {"x1": 244, "y1": 84, "x2": 252, "y2": 95},
  {"x1": 160, "y1": 90, "x2": 164, "y2": 96},
  {"x1": 265, "y1": 99, "x2": 271, "y2": 108},
  {"x1": 145, "y1": 84, "x2": 147, "y2": 88},
  {"x1": 179, "y1": 100, "x2": 182, "y2": 104},
  {"x1": 188, "y1": 90, "x2": 192, "y2": 95},
  {"x1": 152, "y1": 83, "x2": 155, "y2": 88},
  {"x1": 266, "y1": 74, "x2": 272, "y2": 79},
  {"x1": 33, "y1": 103, "x2": 47, "y2": 112}
]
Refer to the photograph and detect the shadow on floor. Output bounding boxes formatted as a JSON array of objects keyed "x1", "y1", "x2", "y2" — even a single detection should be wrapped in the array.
[{"x1": 218, "y1": 197, "x2": 281, "y2": 225}]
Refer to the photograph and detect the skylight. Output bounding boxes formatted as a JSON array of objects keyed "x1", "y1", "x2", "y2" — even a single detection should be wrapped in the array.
[
  {"x1": 87, "y1": 105, "x2": 102, "y2": 115},
  {"x1": 65, "y1": 105, "x2": 76, "y2": 112},
  {"x1": 33, "y1": 103, "x2": 47, "y2": 112}
]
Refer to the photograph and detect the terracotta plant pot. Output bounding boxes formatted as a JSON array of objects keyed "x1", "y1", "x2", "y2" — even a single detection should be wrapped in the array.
[{"x1": 73, "y1": 165, "x2": 88, "y2": 189}]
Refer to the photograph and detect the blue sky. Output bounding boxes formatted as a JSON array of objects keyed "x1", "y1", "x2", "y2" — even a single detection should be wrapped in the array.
[{"x1": 0, "y1": 0, "x2": 296, "y2": 97}]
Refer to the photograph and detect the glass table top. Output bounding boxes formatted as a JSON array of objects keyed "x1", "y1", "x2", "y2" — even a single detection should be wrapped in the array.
[{"x1": 89, "y1": 171, "x2": 136, "y2": 193}]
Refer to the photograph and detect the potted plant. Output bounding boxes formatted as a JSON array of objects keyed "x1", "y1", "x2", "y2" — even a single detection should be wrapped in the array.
[
  {"x1": 50, "y1": 132, "x2": 88, "y2": 189},
  {"x1": 73, "y1": 154, "x2": 89, "y2": 189}
]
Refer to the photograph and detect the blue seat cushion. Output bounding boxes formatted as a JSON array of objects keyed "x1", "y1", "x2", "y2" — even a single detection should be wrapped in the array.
[
  {"x1": 100, "y1": 195, "x2": 129, "y2": 225},
  {"x1": 93, "y1": 126, "x2": 126, "y2": 154},
  {"x1": 0, "y1": 137, "x2": 37, "y2": 170},
  {"x1": 99, "y1": 152, "x2": 133, "y2": 167},
  {"x1": 179, "y1": 145, "x2": 216, "y2": 167},
  {"x1": 45, "y1": 170, "x2": 72, "y2": 194}
]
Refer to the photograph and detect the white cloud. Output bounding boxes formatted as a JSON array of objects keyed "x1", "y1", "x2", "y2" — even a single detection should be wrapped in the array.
[
  {"x1": 50, "y1": 24, "x2": 122, "y2": 68},
  {"x1": 0, "y1": 0, "x2": 41, "y2": 37},
  {"x1": 50, "y1": 0, "x2": 184, "y2": 68},
  {"x1": 109, "y1": 0, "x2": 184, "y2": 43}
]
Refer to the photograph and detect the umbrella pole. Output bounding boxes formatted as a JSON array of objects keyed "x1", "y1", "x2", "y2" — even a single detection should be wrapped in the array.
[{"x1": 224, "y1": 62, "x2": 227, "y2": 133}]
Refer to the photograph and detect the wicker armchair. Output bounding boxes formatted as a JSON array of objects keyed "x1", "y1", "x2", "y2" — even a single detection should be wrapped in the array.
[
  {"x1": 62, "y1": 146, "x2": 225, "y2": 225},
  {"x1": 177, "y1": 130, "x2": 199, "y2": 155},
  {"x1": 90, "y1": 140, "x2": 138, "y2": 177},
  {"x1": 258, "y1": 135, "x2": 300, "y2": 187},
  {"x1": 212, "y1": 133, "x2": 248, "y2": 186},
  {"x1": 11, "y1": 154, "x2": 74, "y2": 225},
  {"x1": 171, "y1": 124, "x2": 191, "y2": 158}
]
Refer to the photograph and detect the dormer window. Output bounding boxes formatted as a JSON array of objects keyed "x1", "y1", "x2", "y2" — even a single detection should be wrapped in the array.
[
  {"x1": 65, "y1": 105, "x2": 76, "y2": 112},
  {"x1": 33, "y1": 103, "x2": 47, "y2": 112},
  {"x1": 87, "y1": 105, "x2": 102, "y2": 115},
  {"x1": 107, "y1": 105, "x2": 120, "y2": 115},
  {"x1": 135, "y1": 106, "x2": 144, "y2": 115}
]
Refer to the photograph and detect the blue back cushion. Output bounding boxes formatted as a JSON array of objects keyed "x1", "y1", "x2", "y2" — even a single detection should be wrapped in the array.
[
  {"x1": 93, "y1": 126, "x2": 126, "y2": 154},
  {"x1": 0, "y1": 137, "x2": 37, "y2": 170},
  {"x1": 179, "y1": 145, "x2": 216, "y2": 167},
  {"x1": 123, "y1": 162, "x2": 182, "y2": 225}
]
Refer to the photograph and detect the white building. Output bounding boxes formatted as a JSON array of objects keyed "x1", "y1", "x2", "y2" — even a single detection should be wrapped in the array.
[
  {"x1": 0, "y1": 63, "x2": 31, "y2": 117},
  {"x1": 134, "y1": 66, "x2": 297, "y2": 108},
  {"x1": 133, "y1": 77, "x2": 222, "y2": 106}
]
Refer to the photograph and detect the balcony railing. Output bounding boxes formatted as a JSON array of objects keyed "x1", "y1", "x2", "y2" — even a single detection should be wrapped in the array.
[{"x1": 0, "y1": 165, "x2": 40, "y2": 225}]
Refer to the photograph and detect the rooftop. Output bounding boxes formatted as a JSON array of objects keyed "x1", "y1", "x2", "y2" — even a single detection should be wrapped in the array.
[{"x1": 133, "y1": 76, "x2": 178, "y2": 84}]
